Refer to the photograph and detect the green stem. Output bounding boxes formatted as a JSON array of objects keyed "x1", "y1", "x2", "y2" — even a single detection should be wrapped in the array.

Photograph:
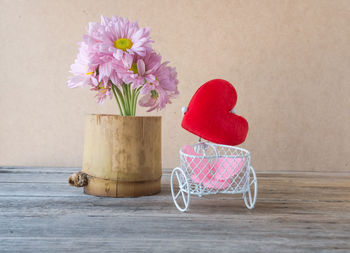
[
  {"x1": 126, "y1": 84, "x2": 131, "y2": 115},
  {"x1": 114, "y1": 83, "x2": 143, "y2": 116},
  {"x1": 130, "y1": 88, "x2": 135, "y2": 116},
  {"x1": 122, "y1": 83, "x2": 130, "y2": 115},
  {"x1": 111, "y1": 84, "x2": 124, "y2": 116},
  {"x1": 128, "y1": 84, "x2": 132, "y2": 115},
  {"x1": 114, "y1": 85, "x2": 126, "y2": 115},
  {"x1": 133, "y1": 87, "x2": 142, "y2": 115}
]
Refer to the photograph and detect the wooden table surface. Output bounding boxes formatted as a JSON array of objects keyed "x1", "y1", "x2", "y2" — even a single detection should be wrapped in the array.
[{"x1": 0, "y1": 167, "x2": 349, "y2": 252}]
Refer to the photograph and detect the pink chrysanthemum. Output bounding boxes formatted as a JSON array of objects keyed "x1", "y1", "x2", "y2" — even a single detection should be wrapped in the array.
[
  {"x1": 67, "y1": 42, "x2": 112, "y2": 104},
  {"x1": 139, "y1": 62, "x2": 179, "y2": 111},
  {"x1": 67, "y1": 15, "x2": 178, "y2": 114},
  {"x1": 67, "y1": 43, "x2": 98, "y2": 88},
  {"x1": 84, "y1": 16, "x2": 152, "y2": 85},
  {"x1": 116, "y1": 50, "x2": 162, "y2": 89},
  {"x1": 90, "y1": 81, "x2": 113, "y2": 104}
]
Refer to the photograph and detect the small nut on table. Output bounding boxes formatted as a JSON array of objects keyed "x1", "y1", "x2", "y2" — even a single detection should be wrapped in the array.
[{"x1": 68, "y1": 172, "x2": 89, "y2": 187}]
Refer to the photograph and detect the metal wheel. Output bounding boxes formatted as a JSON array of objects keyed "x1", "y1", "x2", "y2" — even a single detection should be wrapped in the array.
[
  {"x1": 243, "y1": 166, "x2": 258, "y2": 209},
  {"x1": 171, "y1": 167, "x2": 191, "y2": 212}
]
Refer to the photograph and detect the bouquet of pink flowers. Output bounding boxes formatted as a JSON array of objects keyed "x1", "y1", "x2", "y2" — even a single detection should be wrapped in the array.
[{"x1": 67, "y1": 15, "x2": 179, "y2": 116}]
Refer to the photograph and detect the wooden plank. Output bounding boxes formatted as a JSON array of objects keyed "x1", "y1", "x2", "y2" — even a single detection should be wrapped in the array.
[
  {"x1": 0, "y1": 167, "x2": 171, "y2": 183},
  {"x1": 0, "y1": 167, "x2": 349, "y2": 252},
  {"x1": 1, "y1": 172, "x2": 349, "y2": 201},
  {"x1": 0, "y1": 237, "x2": 347, "y2": 253},
  {"x1": 0, "y1": 217, "x2": 349, "y2": 252}
]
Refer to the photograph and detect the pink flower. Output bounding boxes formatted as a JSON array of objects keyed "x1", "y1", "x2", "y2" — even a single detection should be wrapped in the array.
[
  {"x1": 104, "y1": 16, "x2": 153, "y2": 57},
  {"x1": 67, "y1": 43, "x2": 98, "y2": 88},
  {"x1": 139, "y1": 62, "x2": 179, "y2": 111},
  {"x1": 67, "y1": 15, "x2": 179, "y2": 112},
  {"x1": 117, "y1": 50, "x2": 162, "y2": 89},
  {"x1": 84, "y1": 15, "x2": 152, "y2": 75},
  {"x1": 90, "y1": 81, "x2": 113, "y2": 104}
]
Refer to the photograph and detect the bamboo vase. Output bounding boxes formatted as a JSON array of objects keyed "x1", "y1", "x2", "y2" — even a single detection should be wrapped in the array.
[{"x1": 80, "y1": 114, "x2": 161, "y2": 197}]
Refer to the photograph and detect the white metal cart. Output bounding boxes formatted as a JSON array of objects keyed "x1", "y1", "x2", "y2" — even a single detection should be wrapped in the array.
[{"x1": 171, "y1": 142, "x2": 257, "y2": 212}]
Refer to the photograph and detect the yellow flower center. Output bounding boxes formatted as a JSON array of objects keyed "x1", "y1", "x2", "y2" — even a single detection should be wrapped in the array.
[
  {"x1": 130, "y1": 63, "x2": 138, "y2": 74},
  {"x1": 98, "y1": 84, "x2": 107, "y2": 93},
  {"x1": 114, "y1": 38, "x2": 133, "y2": 51},
  {"x1": 86, "y1": 66, "x2": 94, "y2": 75},
  {"x1": 150, "y1": 77, "x2": 159, "y2": 86}
]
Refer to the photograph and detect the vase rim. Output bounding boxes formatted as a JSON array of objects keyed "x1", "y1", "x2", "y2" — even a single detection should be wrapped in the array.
[{"x1": 86, "y1": 114, "x2": 161, "y2": 118}]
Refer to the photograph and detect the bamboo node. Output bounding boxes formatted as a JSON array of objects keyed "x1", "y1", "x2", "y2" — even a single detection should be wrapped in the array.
[{"x1": 68, "y1": 171, "x2": 89, "y2": 187}]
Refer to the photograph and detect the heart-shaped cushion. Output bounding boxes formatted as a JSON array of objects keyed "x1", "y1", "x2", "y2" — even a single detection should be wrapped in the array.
[{"x1": 182, "y1": 79, "x2": 248, "y2": 146}]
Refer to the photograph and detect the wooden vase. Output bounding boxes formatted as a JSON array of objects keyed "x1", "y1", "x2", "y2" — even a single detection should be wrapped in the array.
[{"x1": 81, "y1": 114, "x2": 161, "y2": 197}]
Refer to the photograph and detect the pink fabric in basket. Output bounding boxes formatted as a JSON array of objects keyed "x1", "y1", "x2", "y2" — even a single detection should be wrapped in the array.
[
  {"x1": 182, "y1": 145, "x2": 212, "y2": 184},
  {"x1": 213, "y1": 157, "x2": 246, "y2": 181},
  {"x1": 203, "y1": 178, "x2": 231, "y2": 190},
  {"x1": 201, "y1": 157, "x2": 246, "y2": 190}
]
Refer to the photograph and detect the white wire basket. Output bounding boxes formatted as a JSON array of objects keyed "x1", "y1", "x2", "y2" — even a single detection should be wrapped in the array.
[{"x1": 171, "y1": 142, "x2": 257, "y2": 212}]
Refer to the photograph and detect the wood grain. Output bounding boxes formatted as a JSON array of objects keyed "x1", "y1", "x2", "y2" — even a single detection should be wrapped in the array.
[
  {"x1": 0, "y1": 167, "x2": 349, "y2": 252},
  {"x1": 81, "y1": 115, "x2": 162, "y2": 197}
]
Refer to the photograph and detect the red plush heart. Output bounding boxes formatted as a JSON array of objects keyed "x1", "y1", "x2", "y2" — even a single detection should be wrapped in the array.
[{"x1": 181, "y1": 79, "x2": 248, "y2": 146}]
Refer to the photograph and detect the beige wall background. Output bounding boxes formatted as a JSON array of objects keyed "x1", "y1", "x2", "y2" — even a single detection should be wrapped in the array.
[{"x1": 0, "y1": 0, "x2": 349, "y2": 171}]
